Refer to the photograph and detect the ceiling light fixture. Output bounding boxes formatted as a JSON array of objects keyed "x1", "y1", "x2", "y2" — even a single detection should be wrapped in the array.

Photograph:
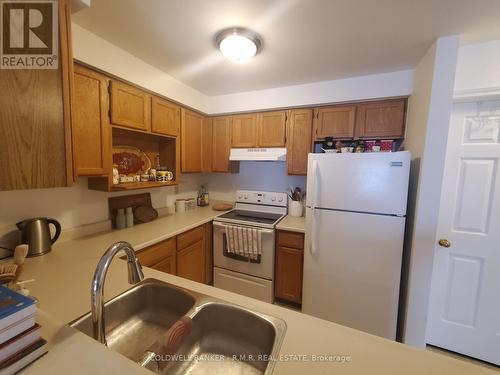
[{"x1": 215, "y1": 27, "x2": 262, "y2": 63}]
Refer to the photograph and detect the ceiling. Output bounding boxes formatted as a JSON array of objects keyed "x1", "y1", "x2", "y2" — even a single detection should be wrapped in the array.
[{"x1": 73, "y1": 0, "x2": 500, "y2": 96}]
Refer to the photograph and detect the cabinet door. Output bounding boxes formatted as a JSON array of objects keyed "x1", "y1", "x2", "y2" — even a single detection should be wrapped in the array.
[
  {"x1": 0, "y1": 0, "x2": 74, "y2": 190},
  {"x1": 110, "y1": 81, "x2": 151, "y2": 132},
  {"x1": 181, "y1": 109, "x2": 204, "y2": 172},
  {"x1": 355, "y1": 99, "x2": 406, "y2": 139},
  {"x1": 212, "y1": 116, "x2": 233, "y2": 172},
  {"x1": 177, "y1": 240, "x2": 205, "y2": 283},
  {"x1": 72, "y1": 65, "x2": 111, "y2": 176},
  {"x1": 153, "y1": 253, "x2": 177, "y2": 275},
  {"x1": 151, "y1": 96, "x2": 180, "y2": 137},
  {"x1": 136, "y1": 237, "x2": 176, "y2": 268},
  {"x1": 275, "y1": 246, "x2": 303, "y2": 304},
  {"x1": 286, "y1": 109, "x2": 312, "y2": 175},
  {"x1": 177, "y1": 225, "x2": 204, "y2": 250},
  {"x1": 257, "y1": 111, "x2": 287, "y2": 147},
  {"x1": 202, "y1": 117, "x2": 213, "y2": 173},
  {"x1": 231, "y1": 113, "x2": 258, "y2": 147},
  {"x1": 314, "y1": 105, "x2": 356, "y2": 140}
]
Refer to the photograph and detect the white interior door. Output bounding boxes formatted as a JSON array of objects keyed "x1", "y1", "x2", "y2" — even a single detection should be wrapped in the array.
[{"x1": 426, "y1": 100, "x2": 500, "y2": 364}]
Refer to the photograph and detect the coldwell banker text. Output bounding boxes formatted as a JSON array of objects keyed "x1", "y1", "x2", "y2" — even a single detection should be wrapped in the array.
[{"x1": 0, "y1": 0, "x2": 58, "y2": 69}]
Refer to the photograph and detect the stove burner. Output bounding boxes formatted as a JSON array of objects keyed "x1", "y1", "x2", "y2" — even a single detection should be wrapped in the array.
[{"x1": 217, "y1": 209, "x2": 283, "y2": 225}]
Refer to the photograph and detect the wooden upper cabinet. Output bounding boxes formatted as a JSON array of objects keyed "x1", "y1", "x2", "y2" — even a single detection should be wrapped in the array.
[
  {"x1": 72, "y1": 64, "x2": 111, "y2": 176},
  {"x1": 212, "y1": 116, "x2": 233, "y2": 172},
  {"x1": 181, "y1": 108, "x2": 204, "y2": 172},
  {"x1": 110, "y1": 81, "x2": 151, "y2": 132},
  {"x1": 257, "y1": 111, "x2": 287, "y2": 147},
  {"x1": 0, "y1": 0, "x2": 74, "y2": 190},
  {"x1": 202, "y1": 117, "x2": 213, "y2": 173},
  {"x1": 231, "y1": 113, "x2": 258, "y2": 147},
  {"x1": 287, "y1": 109, "x2": 313, "y2": 175},
  {"x1": 151, "y1": 96, "x2": 180, "y2": 137},
  {"x1": 314, "y1": 105, "x2": 356, "y2": 140},
  {"x1": 355, "y1": 99, "x2": 406, "y2": 139}
]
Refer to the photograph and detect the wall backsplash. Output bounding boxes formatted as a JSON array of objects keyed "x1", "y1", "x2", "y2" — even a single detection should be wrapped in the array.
[
  {"x1": 0, "y1": 162, "x2": 305, "y2": 250},
  {"x1": 0, "y1": 174, "x2": 204, "y2": 232},
  {"x1": 205, "y1": 162, "x2": 306, "y2": 202}
]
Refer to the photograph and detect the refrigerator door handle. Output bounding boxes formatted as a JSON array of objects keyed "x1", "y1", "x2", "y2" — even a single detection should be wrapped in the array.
[
  {"x1": 310, "y1": 208, "x2": 318, "y2": 255},
  {"x1": 311, "y1": 159, "x2": 319, "y2": 208}
]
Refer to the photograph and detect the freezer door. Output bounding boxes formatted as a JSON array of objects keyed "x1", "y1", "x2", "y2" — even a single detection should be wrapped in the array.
[
  {"x1": 306, "y1": 151, "x2": 410, "y2": 216},
  {"x1": 303, "y1": 207, "x2": 405, "y2": 339}
]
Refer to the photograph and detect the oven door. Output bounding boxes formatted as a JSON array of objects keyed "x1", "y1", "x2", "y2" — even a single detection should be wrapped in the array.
[{"x1": 213, "y1": 221, "x2": 275, "y2": 280}]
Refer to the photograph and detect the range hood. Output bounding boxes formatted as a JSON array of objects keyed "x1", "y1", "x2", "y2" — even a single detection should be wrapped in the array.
[{"x1": 229, "y1": 148, "x2": 287, "y2": 161}]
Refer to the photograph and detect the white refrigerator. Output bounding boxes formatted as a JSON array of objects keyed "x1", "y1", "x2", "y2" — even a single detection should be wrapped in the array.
[{"x1": 303, "y1": 151, "x2": 411, "y2": 339}]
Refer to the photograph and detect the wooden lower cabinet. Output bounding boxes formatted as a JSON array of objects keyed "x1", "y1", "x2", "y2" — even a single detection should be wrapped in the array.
[
  {"x1": 153, "y1": 254, "x2": 177, "y2": 275},
  {"x1": 136, "y1": 223, "x2": 212, "y2": 283},
  {"x1": 275, "y1": 230, "x2": 304, "y2": 304},
  {"x1": 136, "y1": 237, "x2": 176, "y2": 275},
  {"x1": 177, "y1": 241, "x2": 205, "y2": 283},
  {"x1": 176, "y1": 224, "x2": 210, "y2": 283}
]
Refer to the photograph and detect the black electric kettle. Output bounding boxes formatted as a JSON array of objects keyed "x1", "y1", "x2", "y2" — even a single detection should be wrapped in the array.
[{"x1": 16, "y1": 218, "x2": 61, "y2": 257}]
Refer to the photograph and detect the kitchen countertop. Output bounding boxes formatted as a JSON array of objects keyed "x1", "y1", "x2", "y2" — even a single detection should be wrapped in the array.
[
  {"x1": 12, "y1": 204, "x2": 495, "y2": 374},
  {"x1": 276, "y1": 215, "x2": 306, "y2": 233}
]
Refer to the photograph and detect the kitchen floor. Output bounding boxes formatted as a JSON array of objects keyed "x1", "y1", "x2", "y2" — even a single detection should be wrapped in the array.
[{"x1": 427, "y1": 345, "x2": 500, "y2": 372}]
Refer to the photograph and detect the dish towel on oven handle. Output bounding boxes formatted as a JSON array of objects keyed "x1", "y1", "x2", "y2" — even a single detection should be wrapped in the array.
[{"x1": 224, "y1": 225, "x2": 262, "y2": 260}]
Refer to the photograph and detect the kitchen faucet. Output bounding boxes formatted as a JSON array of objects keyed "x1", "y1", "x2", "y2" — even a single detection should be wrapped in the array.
[{"x1": 91, "y1": 241, "x2": 144, "y2": 344}]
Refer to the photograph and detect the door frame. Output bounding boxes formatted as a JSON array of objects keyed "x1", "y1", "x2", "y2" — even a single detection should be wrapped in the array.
[
  {"x1": 425, "y1": 97, "x2": 500, "y2": 363},
  {"x1": 402, "y1": 90, "x2": 500, "y2": 348},
  {"x1": 414, "y1": 90, "x2": 500, "y2": 348}
]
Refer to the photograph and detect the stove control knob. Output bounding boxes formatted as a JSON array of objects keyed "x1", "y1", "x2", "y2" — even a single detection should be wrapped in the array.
[
  {"x1": 243, "y1": 194, "x2": 249, "y2": 200},
  {"x1": 237, "y1": 194, "x2": 243, "y2": 200},
  {"x1": 271, "y1": 196, "x2": 276, "y2": 202},
  {"x1": 278, "y1": 196, "x2": 284, "y2": 203}
]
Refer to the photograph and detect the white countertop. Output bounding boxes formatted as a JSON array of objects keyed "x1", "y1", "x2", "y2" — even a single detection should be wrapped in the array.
[
  {"x1": 276, "y1": 215, "x2": 306, "y2": 233},
  {"x1": 13, "y1": 205, "x2": 496, "y2": 374}
]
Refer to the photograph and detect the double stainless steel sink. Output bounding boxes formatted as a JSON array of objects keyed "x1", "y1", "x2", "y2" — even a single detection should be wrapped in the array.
[{"x1": 70, "y1": 278, "x2": 286, "y2": 375}]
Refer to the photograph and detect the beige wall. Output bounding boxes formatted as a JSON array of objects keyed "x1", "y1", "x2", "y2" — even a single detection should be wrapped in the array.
[
  {"x1": 72, "y1": 24, "x2": 211, "y2": 113},
  {"x1": 72, "y1": 23, "x2": 414, "y2": 115},
  {"x1": 399, "y1": 36, "x2": 459, "y2": 347}
]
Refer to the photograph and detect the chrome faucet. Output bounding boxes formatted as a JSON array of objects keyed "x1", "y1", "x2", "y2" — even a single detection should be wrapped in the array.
[{"x1": 91, "y1": 241, "x2": 144, "y2": 345}]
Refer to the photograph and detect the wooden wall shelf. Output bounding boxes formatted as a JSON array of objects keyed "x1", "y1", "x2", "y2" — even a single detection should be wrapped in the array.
[{"x1": 110, "y1": 181, "x2": 178, "y2": 191}]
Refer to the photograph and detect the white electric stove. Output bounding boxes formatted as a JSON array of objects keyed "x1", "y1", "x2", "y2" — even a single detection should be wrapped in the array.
[{"x1": 213, "y1": 190, "x2": 287, "y2": 303}]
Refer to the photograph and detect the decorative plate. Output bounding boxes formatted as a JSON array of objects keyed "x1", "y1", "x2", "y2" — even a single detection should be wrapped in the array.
[{"x1": 113, "y1": 146, "x2": 152, "y2": 175}]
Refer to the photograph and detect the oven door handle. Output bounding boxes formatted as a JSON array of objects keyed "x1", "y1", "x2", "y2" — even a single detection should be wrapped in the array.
[{"x1": 213, "y1": 221, "x2": 275, "y2": 235}]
